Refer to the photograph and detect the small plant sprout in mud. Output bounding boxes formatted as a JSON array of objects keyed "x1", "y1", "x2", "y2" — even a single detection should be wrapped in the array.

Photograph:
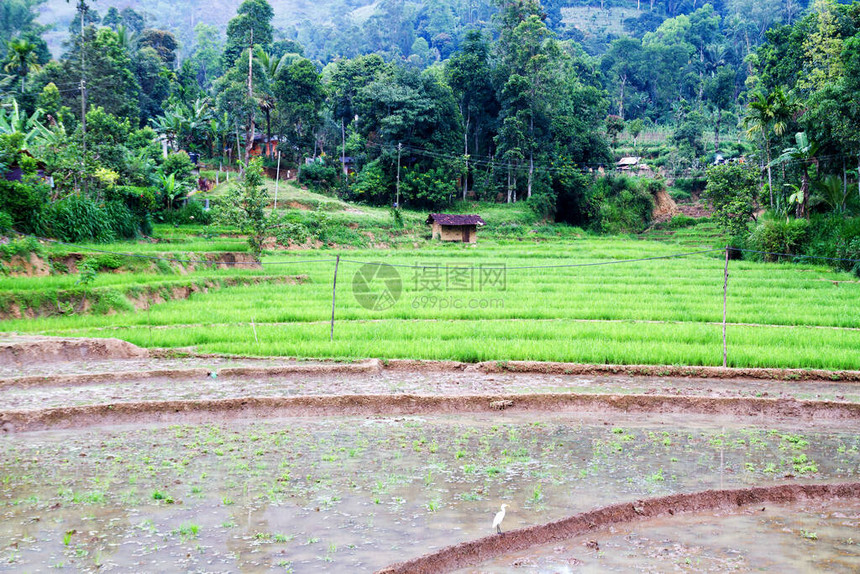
[{"x1": 493, "y1": 503, "x2": 508, "y2": 534}]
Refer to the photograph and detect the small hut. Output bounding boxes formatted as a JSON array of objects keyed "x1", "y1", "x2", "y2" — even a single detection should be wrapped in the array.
[
  {"x1": 427, "y1": 214, "x2": 485, "y2": 243},
  {"x1": 616, "y1": 156, "x2": 642, "y2": 171}
]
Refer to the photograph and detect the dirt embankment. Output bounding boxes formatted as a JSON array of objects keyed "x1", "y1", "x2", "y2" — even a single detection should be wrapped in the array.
[
  {"x1": 0, "y1": 336, "x2": 148, "y2": 367},
  {"x1": 2, "y1": 252, "x2": 261, "y2": 277},
  {"x1": 3, "y1": 392, "x2": 860, "y2": 433},
  {"x1": 377, "y1": 482, "x2": 860, "y2": 574},
  {"x1": 0, "y1": 274, "x2": 306, "y2": 321},
  {"x1": 651, "y1": 189, "x2": 680, "y2": 224},
  {"x1": 387, "y1": 359, "x2": 860, "y2": 383}
]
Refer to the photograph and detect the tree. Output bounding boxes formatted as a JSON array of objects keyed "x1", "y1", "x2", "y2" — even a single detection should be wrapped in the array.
[
  {"x1": 138, "y1": 30, "x2": 179, "y2": 68},
  {"x1": 773, "y1": 131, "x2": 820, "y2": 219},
  {"x1": 223, "y1": 0, "x2": 274, "y2": 68},
  {"x1": 446, "y1": 30, "x2": 498, "y2": 199},
  {"x1": 214, "y1": 158, "x2": 273, "y2": 255},
  {"x1": 41, "y1": 24, "x2": 141, "y2": 123},
  {"x1": 3, "y1": 37, "x2": 42, "y2": 93},
  {"x1": 704, "y1": 65, "x2": 736, "y2": 153},
  {"x1": 743, "y1": 88, "x2": 792, "y2": 207},
  {"x1": 494, "y1": 0, "x2": 553, "y2": 200},
  {"x1": 704, "y1": 163, "x2": 759, "y2": 238},
  {"x1": 274, "y1": 58, "x2": 324, "y2": 163}
]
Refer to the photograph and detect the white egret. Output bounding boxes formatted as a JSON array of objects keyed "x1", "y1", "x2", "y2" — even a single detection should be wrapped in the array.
[{"x1": 492, "y1": 503, "x2": 508, "y2": 534}]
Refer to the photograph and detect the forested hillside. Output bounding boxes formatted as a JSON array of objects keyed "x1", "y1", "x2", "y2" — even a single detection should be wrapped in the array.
[{"x1": 2, "y1": 0, "x2": 860, "y2": 273}]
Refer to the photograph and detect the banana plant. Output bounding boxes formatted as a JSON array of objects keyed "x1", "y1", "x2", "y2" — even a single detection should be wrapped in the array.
[
  {"x1": 0, "y1": 100, "x2": 46, "y2": 148},
  {"x1": 158, "y1": 172, "x2": 188, "y2": 210}
]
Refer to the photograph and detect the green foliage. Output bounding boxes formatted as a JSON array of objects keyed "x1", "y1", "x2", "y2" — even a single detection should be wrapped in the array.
[
  {"x1": 704, "y1": 163, "x2": 759, "y2": 238},
  {"x1": 748, "y1": 215, "x2": 811, "y2": 260},
  {"x1": 350, "y1": 160, "x2": 390, "y2": 204},
  {"x1": 298, "y1": 162, "x2": 337, "y2": 190},
  {"x1": 401, "y1": 166, "x2": 456, "y2": 208},
  {"x1": 586, "y1": 175, "x2": 654, "y2": 234},
  {"x1": 159, "y1": 201, "x2": 213, "y2": 226},
  {"x1": 43, "y1": 196, "x2": 140, "y2": 243},
  {"x1": 0, "y1": 178, "x2": 49, "y2": 234},
  {"x1": 162, "y1": 152, "x2": 195, "y2": 183},
  {"x1": 214, "y1": 159, "x2": 272, "y2": 254},
  {"x1": 0, "y1": 211, "x2": 12, "y2": 233}
]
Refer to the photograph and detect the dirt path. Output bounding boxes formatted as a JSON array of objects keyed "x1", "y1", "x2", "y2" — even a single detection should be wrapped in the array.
[{"x1": 377, "y1": 482, "x2": 860, "y2": 574}]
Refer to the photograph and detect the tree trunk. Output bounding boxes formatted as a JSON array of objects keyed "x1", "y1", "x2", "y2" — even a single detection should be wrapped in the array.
[
  {"x1": 764, "y1": 131, "x2": 773, "y2": 208},
  {"x1": 618, "y1": 75, "x2": 626, "y2": 119},
  {"x1": 714, "y1": 108, "x2": 721, "y2": 153},
  {"x1": 798, "y1": 170, "x2": 809, "y2": 219},
  {"x1": 341, "y1": 118, "x2": 347, "y2": 177},
  {"x1": 527, "y1": 120, "x2": 533, "y2": 199},
  {"x1": 507, "y1": 166, "x2": 512, "y2": 203},
  {"x1": 245, "y1": 34, "x2": 255, "y2": 167},
  {"x1": 464, "y1": 108, "x2": 470, "y2": 201}
]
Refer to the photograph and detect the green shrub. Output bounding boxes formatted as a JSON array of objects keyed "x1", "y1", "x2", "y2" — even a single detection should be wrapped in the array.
[
  {"x1": 668, "y1": 188, "x2": 692, "y2": 201},
  {"x1": 665, "y1": 214, "x2": 698, "y2": 229},
  {"x1": 298, "y1": 162, "x2": 338, "y2": 190},
  {"x1": 586, "y1": 175, "x2": 654, "y2": 234},
  {"x1": 158, "y1": 201, "x2": 212, "y2": 225},
  {"x1": 747, "y1": 216, "x2": 811, "y2": 261},
  {"x1": 350, "y1": 160, "x2": 391, "y2": 204},
  {"x1": 162, "y1": 152, "x2": 195, "y2": 182},
  {"x1": 103, "y1": 200, "x2": 139, "y2": 239},
  {"x1": 276, "y1": 222, "x2": 311, "y2": 245},
  {"x1": 0, "y1": 210, "x2": 12, "y2": 233},
  {"x1": 44, "y1": 196, "x2": 114, "y2": 243},
  {"x1": 0, "y1": 179, "x2": 49, "y2": 233}
]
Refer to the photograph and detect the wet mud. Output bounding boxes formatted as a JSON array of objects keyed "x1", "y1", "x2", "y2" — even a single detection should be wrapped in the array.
[{"x1": 378, "y1": 482, "x2": 860, "y2": 574}]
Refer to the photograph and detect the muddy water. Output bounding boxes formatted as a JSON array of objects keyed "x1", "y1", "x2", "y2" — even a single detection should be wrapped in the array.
[
  {"x1": 461, "y1": 500, "x2": 860, "y2": 573},
  {"x1": 3, "y1": 369, "x2": 860, "y2": 410},
  {"x1": 1, "y1": 413, "x2": 859, "y2": 572}
]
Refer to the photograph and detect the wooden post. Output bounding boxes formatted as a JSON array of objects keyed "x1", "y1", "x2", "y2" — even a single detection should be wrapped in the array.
[
  {"x1": 274, "y1": 151, "x2": 281, "y2": 210},
  {"x1": 723, "y1": 245, "x2": 729, "y2": 368},
  {"x1": 330, "y1": 255, "x2": 340, "y2": 342}
]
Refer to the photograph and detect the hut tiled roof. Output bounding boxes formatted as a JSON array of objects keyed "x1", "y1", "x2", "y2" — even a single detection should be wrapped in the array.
[{"x1": 427, "y1": 214, "x2": 486, "y2": 226}]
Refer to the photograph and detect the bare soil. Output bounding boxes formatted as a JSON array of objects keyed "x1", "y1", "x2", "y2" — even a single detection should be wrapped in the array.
[{"x1": 0, "y1": 336, "x2": 148, "y2": 366}]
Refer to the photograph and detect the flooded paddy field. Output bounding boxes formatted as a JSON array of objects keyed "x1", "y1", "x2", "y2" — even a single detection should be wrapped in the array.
[
  {"x1": 461, "y1": 499, "x2": 860, "y2": 573},
  {"x1": 2, "y1": 413, "x2": 859, "y2": 572}
]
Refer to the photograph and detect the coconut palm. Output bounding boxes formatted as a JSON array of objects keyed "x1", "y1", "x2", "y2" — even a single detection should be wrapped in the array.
[
  {"x1": 4, "y1": 38, "x2": 42, "y2": 94},
  {"x1": 743, "y1": 88, "x2": 793, "y2": 208},
  {"x1": 773, "y1": 131, "x2": 820, "y2": 219}
]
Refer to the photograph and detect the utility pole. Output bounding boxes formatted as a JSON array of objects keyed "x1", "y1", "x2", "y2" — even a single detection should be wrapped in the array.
[
  {"x1": 78, "y1": 0, "x2": 88, "y2": 194},
  {"x1": 341, "y1": 118, "x2": 347, "y2": 178},
  {"x1": 245, "y1": 29, "x2": 255, "y2": 168},
  {"x1": 395, "y1": 142, "x2": 402, "y2": 208}
]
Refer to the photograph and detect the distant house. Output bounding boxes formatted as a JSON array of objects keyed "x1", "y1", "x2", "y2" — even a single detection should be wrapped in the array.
[
  {"x1": 427, "y1": 213, "x2": 485, "y2": 244},
  {"x1": 616, "y1": 156, "x2": 642, "y2": 171},
  {"x1": 249, "y1": 133, "x2": 279, "y2": 158}
]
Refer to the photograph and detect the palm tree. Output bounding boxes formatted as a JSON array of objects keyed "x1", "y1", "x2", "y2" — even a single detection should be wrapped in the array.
[
  {"x1": 252, "y1": 48, "x2": 298, "y2": 160},
  {"x1": 743, "y1": 88, "x2": 792, "y2": 208},
  {"x1": 773, "y1": 132, "x2": 820, "y2": 219},
  {"x1": 4, "y1": 39, "x2": 42, "y2": 94}
]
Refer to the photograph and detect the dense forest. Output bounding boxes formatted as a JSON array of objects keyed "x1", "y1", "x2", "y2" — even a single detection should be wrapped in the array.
[{"x1": 1, "y1": 0, "x2": 860, "y2": 270}]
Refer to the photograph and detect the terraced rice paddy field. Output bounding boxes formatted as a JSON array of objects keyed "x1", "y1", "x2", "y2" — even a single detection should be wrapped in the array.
[
  {"x1": 3, "y1": 238, "x2": 860, "y2": 370},
  {"x1": 2, "y1": 237, "x2": 860, "y2": 571},
  {"x1": 1, "y1": 343, "x2": 859, "y2": 572}
]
